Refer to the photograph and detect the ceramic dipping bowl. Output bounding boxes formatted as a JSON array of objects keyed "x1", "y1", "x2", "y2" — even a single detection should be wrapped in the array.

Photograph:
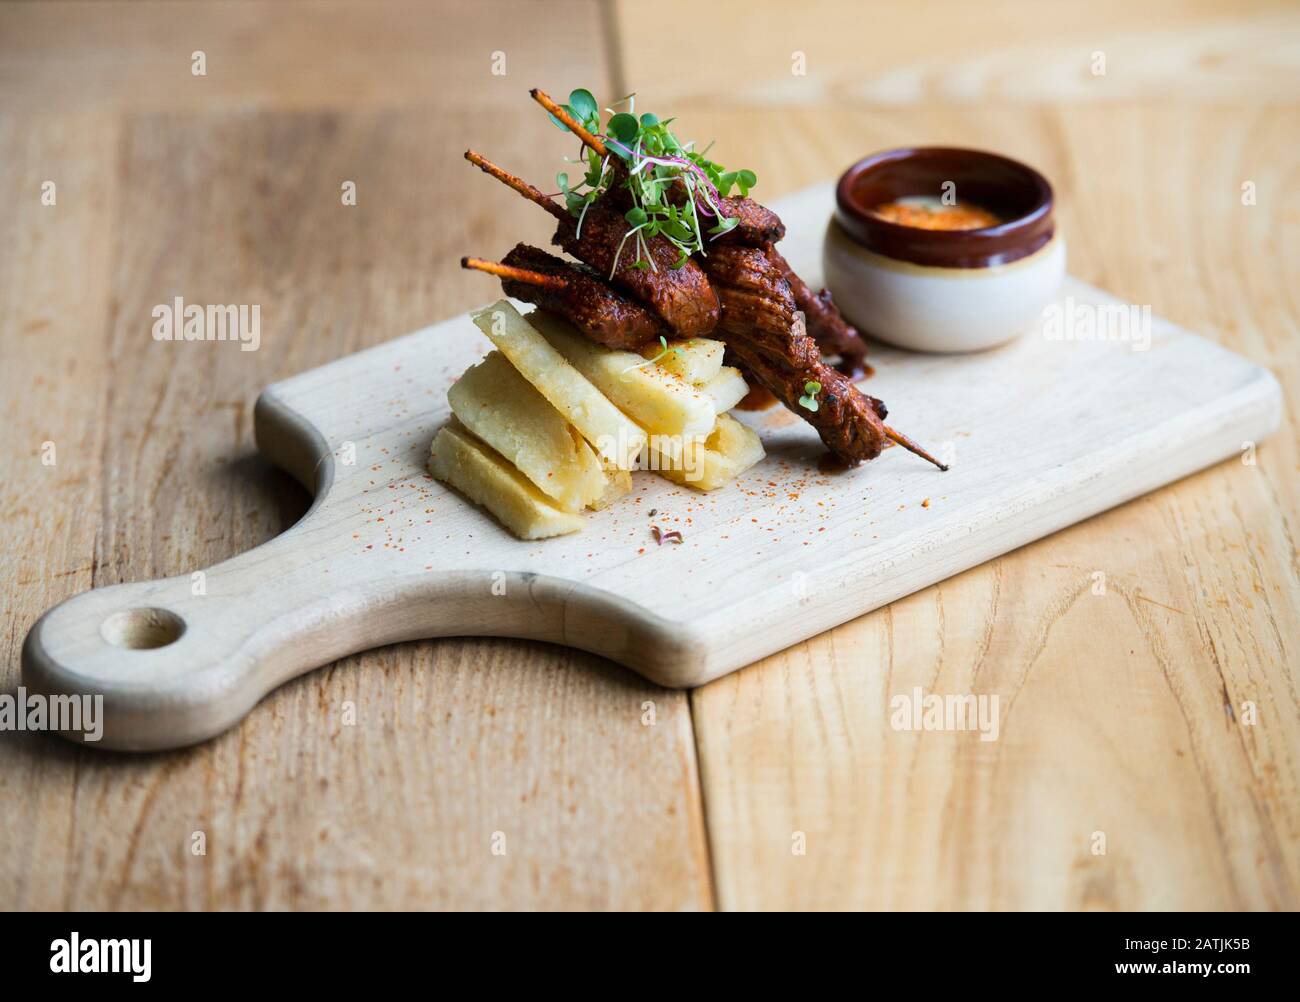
[{"x1": 824, "y1": 147, "x2": 1065, "y2": 353}]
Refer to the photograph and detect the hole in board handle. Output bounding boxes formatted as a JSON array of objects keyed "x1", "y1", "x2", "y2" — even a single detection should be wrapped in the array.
[{"x1": 100, "y1": 608, "x2": 186, "y2": 650}]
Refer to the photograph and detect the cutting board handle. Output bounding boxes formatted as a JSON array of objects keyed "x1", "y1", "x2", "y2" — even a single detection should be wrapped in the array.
[
  {"x1": 20, "y1": 527, "x2": 363, "y2": 750},
  {"x1": 19, "y1": 515, "x2": 665, "y2": 750},
  {"x1": 18, "y1": 389, "x2": 686, "y2": 752}
]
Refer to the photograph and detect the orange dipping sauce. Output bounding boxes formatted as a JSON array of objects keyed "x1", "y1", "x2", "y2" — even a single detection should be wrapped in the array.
[{"x1": 871, "y1": 197, "x2": 1001, "y2": 231}]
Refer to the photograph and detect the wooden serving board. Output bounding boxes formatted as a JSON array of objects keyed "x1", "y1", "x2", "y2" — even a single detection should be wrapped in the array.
[{"x1": 22, "y1": 184, "x2": 1282, "y2": 751}]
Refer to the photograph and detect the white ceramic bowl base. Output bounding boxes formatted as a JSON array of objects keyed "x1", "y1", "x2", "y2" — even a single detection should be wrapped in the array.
[{"x1": 823, "y1": 220, "x2": 1067, "y2": 354}]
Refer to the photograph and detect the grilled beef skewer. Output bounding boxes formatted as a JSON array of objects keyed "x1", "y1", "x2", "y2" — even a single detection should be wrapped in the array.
[
  {"x1": 466, "y1": 102, "x2": 945, "y2": 470},
  {"x1": 530, "y1": 89, "x2": 862, "y2": 370},
  {"x1": 465, "y1": 149, "x2": 719, "y2": 337},
  {"x1": 699, "y1": 244, "x2": 946, "y2": 469},
  {"x1": 463, "y1": 245, "x2": 669, "y2": 350},
  {"x1": 762, "y1": 243, "x2": 871, "y2": 377},
  {"x1": 698, "y1": 244, "x2": 884, "y2": 464},
  {"x1": 550, "y1": 199, "x2": 719, "y2": 337}
]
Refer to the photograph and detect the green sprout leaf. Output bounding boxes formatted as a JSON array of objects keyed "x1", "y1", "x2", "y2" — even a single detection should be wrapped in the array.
[
  {"x1": 798, "y1": 380, "x2": 822, "y2": 412},
  {"x1": 568, "y1": 88, "x2": 598, "y2": 122},
  {"x1": 549, "y1": 88, "x2": 758, "y2": 271},
  {"x1": 607, "y1": 112, "x2": 639, "y2": 143}
]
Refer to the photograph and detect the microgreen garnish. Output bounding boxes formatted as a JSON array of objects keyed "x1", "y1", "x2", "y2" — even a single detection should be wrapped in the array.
[
  {"x1": 798, "y1": 380, "x2": 822, "y2": 411},
  {"x1": 619, "y1": 335, "x2": 684, "y2": 379},
  {"x1": 548, "y1": 89, "x2": 758, "y2": 274}
]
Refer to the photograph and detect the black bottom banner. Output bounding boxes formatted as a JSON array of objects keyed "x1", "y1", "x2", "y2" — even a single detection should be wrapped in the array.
[{"x1": 0, "y1": 910, "x2": 1284, "y2": 988}]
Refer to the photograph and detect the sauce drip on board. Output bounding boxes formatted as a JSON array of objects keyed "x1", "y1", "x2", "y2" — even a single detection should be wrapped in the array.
[{"x1": 736, "y1": 384, "x2": 778, "y2": 411}]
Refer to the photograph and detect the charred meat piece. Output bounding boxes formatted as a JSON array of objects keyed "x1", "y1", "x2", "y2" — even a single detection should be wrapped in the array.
[
  {"x1": 716, "y1": 196, "x2": 785, "y2": 244},
  {"x1": 488, "y1": 244, "x2": 669, "y2": 350},
  {"x1": 468, "y1": 98, "x2": 948, "y2": 472},
  {"x1": 763, "y1": 244, "x2": 869, "y2": 376},
  {"x1": 698, "y1": 244, "x2": 889, "y2": 465},
  {"x1": 464, "y1": 149, "x2": 719, "y2": 336},
  {"x1": 697, "y1": 243, "x2": 799, "y2": 332},
  {"x1": 552, "y1": 200, "x2": 720, "y2": 337},
  {"x1": 726, "y1": 315, "x2": 890, "y2": 466},
  {"x1": 652, "y1": 178, "x2": 786, "y2": 243}
]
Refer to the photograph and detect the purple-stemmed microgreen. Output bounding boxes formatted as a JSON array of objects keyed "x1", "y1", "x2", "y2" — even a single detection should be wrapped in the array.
[{"x1": 548, "y1": 89, "x2": 758, "y2": 274}]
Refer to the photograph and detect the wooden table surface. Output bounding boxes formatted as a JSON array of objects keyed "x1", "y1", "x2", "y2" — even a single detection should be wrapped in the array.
[{"x1": 1, "y1": 0, "x2": 1296, "y2": 911}]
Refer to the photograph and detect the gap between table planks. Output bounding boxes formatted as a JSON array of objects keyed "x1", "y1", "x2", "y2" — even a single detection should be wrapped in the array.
[
  {"x1": 0, "y1": 0, "x2": 713, "y2": 911},
  {"x1": 0, "y1": 0, "x2": 1295, "y2": 910},
  {"x1": 645, "y1": 105, "x2": 1298, "y2": 907}
]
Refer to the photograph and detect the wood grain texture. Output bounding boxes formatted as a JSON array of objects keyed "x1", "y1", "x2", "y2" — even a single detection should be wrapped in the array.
[
  {"x1": 0, "y1": 1, "x2": 711, "y2": 910},
  {"x1": 612, "y1": 0, "x2": 1300, "y2": 106},
  {"x1": 680, "y1": 105, "x2": 1299, "y2": 910},
  {"x1": 0, "y1": 0, "x2": 613, "y2": 114},
  {"x1": 1, "y1": 0, "x2": 1296, "y2": 912},
  {"x1": 24, "y1": 217, "x2": 1276, "y2": 750}
]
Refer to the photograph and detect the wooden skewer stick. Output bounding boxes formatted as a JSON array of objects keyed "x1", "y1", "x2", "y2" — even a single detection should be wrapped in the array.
[
  {"x1": 485, "y1": 106, "x2": 941, "y2": 472},
  {"x1": 461, "y1": 256, "x2": 568, "y2": 290},
  {"x1": 530, "y1": 89, "x2": 608, "y2": 157},
  {"x1": 883, "y1": 426, "x2": 949, "y2": 471},
  {"x1": 464, "y1": 149, "x2": 567, "y2": 222}
]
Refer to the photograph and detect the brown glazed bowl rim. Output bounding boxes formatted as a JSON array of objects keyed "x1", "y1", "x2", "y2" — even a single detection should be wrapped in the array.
[{"x1": 834, "y1": 147, "x2": 1056, "y2": 268}]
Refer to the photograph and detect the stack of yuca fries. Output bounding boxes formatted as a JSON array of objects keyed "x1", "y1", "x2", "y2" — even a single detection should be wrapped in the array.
[{"x1": 428, "y1": 300, "x2": 765, "y2": 539}]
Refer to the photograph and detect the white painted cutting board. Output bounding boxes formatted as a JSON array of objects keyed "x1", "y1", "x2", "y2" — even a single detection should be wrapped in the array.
[{"x1": 22, "y1": 184, "x2": 1282, "y2": 750}]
